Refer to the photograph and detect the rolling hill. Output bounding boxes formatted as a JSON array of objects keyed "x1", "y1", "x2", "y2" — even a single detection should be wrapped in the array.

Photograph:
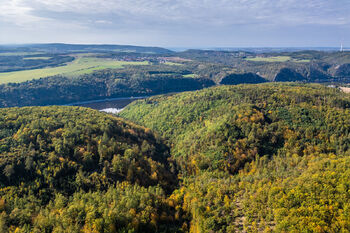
[
  {"x1": 120, "y1": 83, "x2": 350, "y2": 232},
  {"x1": 0, "y1": 106, "x2": 180, "y2": 232}
]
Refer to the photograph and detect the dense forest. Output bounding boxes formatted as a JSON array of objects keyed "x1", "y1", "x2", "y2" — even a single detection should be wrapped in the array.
[
  {"x1": 0, "y1": 106, "x2": 182, "y2": 232},
  {"x1": 0, "y1": 83, "x2": 349, "y2": 232},
  {"x1": 120, "y1": 83, "x2": 350, "y2": 232},
  {"x1": 1, "y1": 44, "x2": 350, "y2": 232}
]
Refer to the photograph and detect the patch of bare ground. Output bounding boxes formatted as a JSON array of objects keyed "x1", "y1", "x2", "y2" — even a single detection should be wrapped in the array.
[{"x1": 340, "y1": 87, "x2": 350, "y2": 93}]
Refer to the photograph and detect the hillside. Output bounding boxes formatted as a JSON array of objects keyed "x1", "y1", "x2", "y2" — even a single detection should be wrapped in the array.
[
  {"x1": 0, "y1": 68, "x2": 215, "y2": 107},
  {"x1": 120, "y1": 83, "x2": 350, "y2": 232},
  {"x1": 178, "y1": 50, "x2": 350, "y2": 82},
  {"x1": 1, "y1": 48, "x2": 350, "y2": 108},
  {"x1": 0, "y1": 106, "x2": 180, "y2": 232},
  {"x1": 0, "y1": 84, "x2": 350, "y2": 232}
]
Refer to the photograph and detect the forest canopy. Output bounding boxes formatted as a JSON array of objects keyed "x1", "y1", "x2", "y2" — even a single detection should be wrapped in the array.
[
  {"x1": 120, "y1": 83, "x2": 350, "y2": 232},
  {"x1": 0, "y1": 106, "x2": 180, "y2": 232},
  {"x1": 0, "y1": 83, "x2": 349, "y2": 232}
]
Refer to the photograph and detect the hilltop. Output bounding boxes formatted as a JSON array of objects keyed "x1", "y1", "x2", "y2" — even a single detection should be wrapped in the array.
[
  {"x1": 120, "y1": 83, "x2": 350, "y2": 232},
  {"x1": 0, "y1": 106, "x2": 180, "y2": 232}
]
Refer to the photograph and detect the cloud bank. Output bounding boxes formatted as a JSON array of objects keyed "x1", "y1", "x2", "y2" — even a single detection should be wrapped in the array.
[{"x1": 1, "y1": 0, "x2": 350, "y2": 47}]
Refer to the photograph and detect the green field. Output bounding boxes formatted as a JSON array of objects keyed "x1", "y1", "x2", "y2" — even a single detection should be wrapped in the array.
[
  {"x1": 182, "y1": 73, "x2": 198, "y2": 78},
  {"x1": 0, "y1": 57, "x2": 149, "y2": 84},
  {"x1": 23, "y1": 57, "x2": 52, "y2": 60},
  {"x1": 246, "y1": 56, "x2": 310, "y2": 63},
  {"x1": 164, "y1": 62, "x2": 183, "y2": 66}
]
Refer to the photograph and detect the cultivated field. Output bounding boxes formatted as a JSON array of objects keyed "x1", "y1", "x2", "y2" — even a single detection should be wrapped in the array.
[
  {"x1": 183, "y1": 73, "x2": 198, "y2": 78},
  {"x1": 23, "y1": 57, "x2": 52, "y2": 60},
  {"x1": 0, "y1": 56, "x2": 149, "y2": 84},
  {"x1": 246, "y1": 56, "x2": 310, "y2": 63}
]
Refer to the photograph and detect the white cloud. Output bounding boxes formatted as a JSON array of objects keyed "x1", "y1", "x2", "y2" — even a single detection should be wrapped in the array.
[
  {"x1": 95, "y1": 20, "x2": 112, "y2": 24},
  {"x1": 22, "y1": 0, "x2": 350, "y2": 26},
  {"x1": 0, "y1": 0, "x2": 350, "y2": 46},
  {"x1": 2, "y1": 0, "x2": 350, "y2": 28},
  {"x1": 0, "y1": 0, "x2": 48, "y2": 26}
]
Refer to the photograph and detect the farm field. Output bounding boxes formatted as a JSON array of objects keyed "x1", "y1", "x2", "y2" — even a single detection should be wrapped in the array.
[
  {"x1": 182, "y1": 73, "x2": 198, "y2": 78},
  {"x1": 0, "y1": 56, "x2": 149, "y2": 84},
  {"x1": 22, "y1": 56, "x2": 52, "y2": 60},
  {"x1": 245, "y1": 55, "x2": 310, "y2": 63}
]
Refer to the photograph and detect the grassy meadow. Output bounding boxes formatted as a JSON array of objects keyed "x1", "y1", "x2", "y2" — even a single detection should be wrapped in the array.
[
  {"x1": 0, "y1": 56, "x2": 149, "y2": 84},
  {"x1": 22, "y1": 57, "x2": 52, "y2": 60},
  {"x1": 246, "y1": 55, "x2": 310, "y2": 63},
  {"x1": 182, "y1": 73, "x2": 198, "y2": 78}
]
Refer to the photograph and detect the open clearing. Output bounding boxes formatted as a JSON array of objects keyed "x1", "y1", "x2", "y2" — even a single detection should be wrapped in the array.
[
  {"x1": 246, "y1": 56, "x2": 310, "y2": 63},
  {"x1": 0, "y1": 56, "x2": 149, "y2": 84}
]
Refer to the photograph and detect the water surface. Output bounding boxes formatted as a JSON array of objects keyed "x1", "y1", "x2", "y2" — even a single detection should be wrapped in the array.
[{"x1": 70, "y1": 97, "x2": 145, "y2": 112}]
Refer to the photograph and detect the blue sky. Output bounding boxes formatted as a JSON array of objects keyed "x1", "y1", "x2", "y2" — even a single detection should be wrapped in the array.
[{"x1": 0, "y1": 0, "x2": 349, "y2": 47}]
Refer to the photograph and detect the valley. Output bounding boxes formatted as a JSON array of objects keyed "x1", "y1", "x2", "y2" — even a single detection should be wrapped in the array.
[
  {"x1": 2, "y1": 0, "x2": 350, "y2": 230},
  {"x1": 0, "y1": 83, "x2": 349, "y2": 232},
  {"x1": 1, "y1": 44, "x2": 350, "y2": 109},
  {"x1": 0, "y1": 44, "x2": 349, "y2": 232}
]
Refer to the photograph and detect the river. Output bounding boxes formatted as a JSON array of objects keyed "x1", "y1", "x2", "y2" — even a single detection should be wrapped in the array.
[{"x1": 67, "y1": 96, "x2": 147, "y2": 113}]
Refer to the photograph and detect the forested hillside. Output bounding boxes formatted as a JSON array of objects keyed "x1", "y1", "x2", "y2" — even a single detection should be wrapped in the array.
[
  {"x1": 0, "y1": 107, "x2": 180, "y2": 232},
  {"x1": 178, "y1": 50, "x2": 350, "y2": 82},
  {"x1": 0, "y1": 68, "x2": 215, "y2": 107},
  {"x1": 0, "y1": 83, "x2": 350, "y2": 232},
  {"x1": 120, "y1": 83, "x2": 350, "y2": 232}
]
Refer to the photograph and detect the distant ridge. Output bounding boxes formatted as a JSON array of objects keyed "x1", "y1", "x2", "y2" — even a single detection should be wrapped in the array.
[
  {"x1": 0, "y1": 43, "x2": 174, "y2": 54},
  {"x1": 178, "y1": 47, "x2": 344, "y2": 53}
]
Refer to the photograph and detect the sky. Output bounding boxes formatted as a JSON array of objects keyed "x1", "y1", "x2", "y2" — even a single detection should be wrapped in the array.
[{"x1": 0, "y1": 0, "x2": 350, "y2": 48}]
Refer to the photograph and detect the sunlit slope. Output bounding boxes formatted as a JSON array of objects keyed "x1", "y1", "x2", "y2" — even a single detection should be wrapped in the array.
[
  {"x1": 121, "y1": 83, "x2": 350, "y2": 174},
  {"x1": 120, "y1": 83, "x2": 350, "y2": 232},
  {"x1": 0, "y1": 106, "x2": 176, "y2": 192}
]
